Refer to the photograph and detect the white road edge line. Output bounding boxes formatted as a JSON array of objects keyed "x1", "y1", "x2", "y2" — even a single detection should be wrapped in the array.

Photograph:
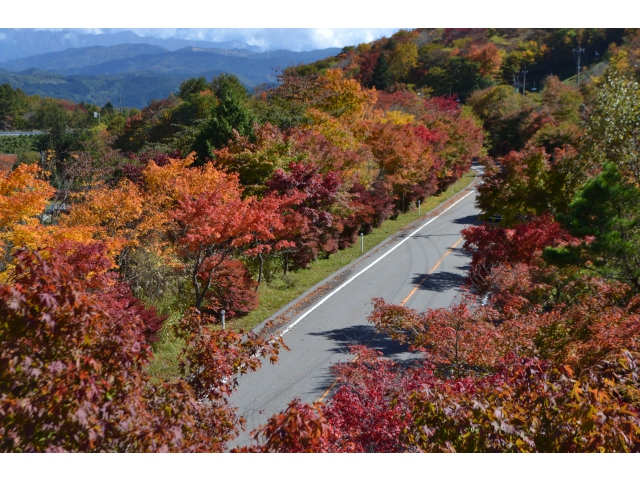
[{"x1": 279, "y1": 188, "x2": 476, "y2": 337}]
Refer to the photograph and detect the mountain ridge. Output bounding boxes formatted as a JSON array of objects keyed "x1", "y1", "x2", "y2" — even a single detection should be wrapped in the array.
[
  {"x1": 0, "y1": 29, "x2": 261, "y2": 63},
  {"x1": 0, "y1": 44, "x2": 341, "y2": 108}
]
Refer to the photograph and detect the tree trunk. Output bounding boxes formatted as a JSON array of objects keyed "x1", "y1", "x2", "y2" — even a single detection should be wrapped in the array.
[
  {"x1": 257, "y1": 253, "x2": 264, "y2": 289},
  {"x1": 284, "y1": 252, "x2": 289, "y2": 276}
]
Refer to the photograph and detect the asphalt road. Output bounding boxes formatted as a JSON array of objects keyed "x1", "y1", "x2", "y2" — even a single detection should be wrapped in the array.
[{"x1": 229, "y1": 185, "x2": 482, "y2": 449}]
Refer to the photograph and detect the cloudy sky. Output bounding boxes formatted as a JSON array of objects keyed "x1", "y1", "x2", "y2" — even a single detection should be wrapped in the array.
[
  {"x1": 120, "y1": 28, "x2": 404, "y2": 52},
  {"x1": 4, "y1": 0, "x2": 617, "y2": 44},
  {"x1": 32, "y1": 28, "x2": 405, "y2": 52}
]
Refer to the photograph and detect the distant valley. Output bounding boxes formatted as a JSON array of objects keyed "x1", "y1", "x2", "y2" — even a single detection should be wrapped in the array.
[{"x1": 0, "y1": 31, "x2": 341, "y2": 108}]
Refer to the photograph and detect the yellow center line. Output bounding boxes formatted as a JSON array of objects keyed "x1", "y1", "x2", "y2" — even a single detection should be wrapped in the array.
[
  {"x1": 399, "y1": 236, "x2": 463, "y2": 306},
  {"x1": 317, "y1": 236, "x2": 464, "y2": 403}
]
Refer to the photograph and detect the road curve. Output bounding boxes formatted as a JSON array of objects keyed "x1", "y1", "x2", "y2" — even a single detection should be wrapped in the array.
[{"x1": 229, "y1": 186, "x2": 481, "y2": 448}]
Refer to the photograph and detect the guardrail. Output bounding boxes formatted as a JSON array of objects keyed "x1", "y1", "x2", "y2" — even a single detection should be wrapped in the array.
[{"x1": 0, "y1": 131, "x2": 43, "y2": 136}]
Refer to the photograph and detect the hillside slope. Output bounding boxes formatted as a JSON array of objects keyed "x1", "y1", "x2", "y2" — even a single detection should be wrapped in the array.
[{"x1": 0, "y1": 47, "x2": 341, "y2": 107}]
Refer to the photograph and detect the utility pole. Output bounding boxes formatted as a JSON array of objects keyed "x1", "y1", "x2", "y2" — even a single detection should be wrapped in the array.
[
  {"x1": 572, "y1": 45, "x2": 585, "y2": 86},
  {"x1": 512, "y1": 73, "x2": 522, "y2": 94}
]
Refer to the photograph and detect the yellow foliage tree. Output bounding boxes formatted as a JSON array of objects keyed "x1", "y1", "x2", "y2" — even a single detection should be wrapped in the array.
[
  {"x1": 388, "y1": 42, "x2": 418, "y2": 80},
  {"x1": 0, "y1": 164, "x2": 96, "y2": 281}
]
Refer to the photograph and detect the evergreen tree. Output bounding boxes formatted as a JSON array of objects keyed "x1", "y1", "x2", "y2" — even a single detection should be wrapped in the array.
[
  {"x1": 0, "y1": 83, "x2": 28, "y2": 131},
  {"x1": 561, "y1": 162, "x2": 640, "y2": 289},
  {"x1": 370, "y1": 53, "x2": 392, "y2": 91},
  {"x1": 191, "y1": 74, "x2": 256, "y2": 164}
]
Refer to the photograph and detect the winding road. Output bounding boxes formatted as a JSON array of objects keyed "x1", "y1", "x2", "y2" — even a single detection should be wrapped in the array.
[{"x1": 229, "y1": 181, "x2": 482, "y2": 449}]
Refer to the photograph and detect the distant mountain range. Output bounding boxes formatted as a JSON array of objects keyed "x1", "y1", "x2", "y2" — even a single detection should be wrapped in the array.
[
  {"x1": 0, "y1": 68, "x2": 187, "y2": 109},
  {"x1": 0, "y1": 44, "x2": 342, "y2": 77},
  {"x1": 0, "y1": 29, "x2": 262, "y2": 63},
  {"x1": 0, "y1": 37, "x2": 341, "y2": 108}
]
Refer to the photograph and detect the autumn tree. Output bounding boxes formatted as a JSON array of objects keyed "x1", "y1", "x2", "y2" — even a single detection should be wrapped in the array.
[
  {"x1": 365, "y1": 121, "x2": 434, "y2": 209},
  {"x1": 197, "y1": 256, "x2": 258, "y2": 317},
  {"x1": 419, "y1": 96, "x2": 484, "y2": 187},
  {"x1": 465, "y1": 43, "x2": 503, "y2": 78},
  {"x1": 461, "y1": 213, "x2": 578, "y2": 287},
  {"x1": 0, "y1": 164, "x2": 54, "y2": 246},
  {"x1": 406, "y1": 353, "x2": 640, "y2": 452},
  {"x1": 168, "y1": 170, "x2": 248, "y2": 310},
  {"x1": 0, "y1": 250, "x2": 179, "y2": 452},
  {"x1": 476, "y1": 146, "x2": 584, "y2": 224},
  {"x1": 0, "y1": 249, "x2": 283, "y2": 452},
  {"x1": 466, "y1": 84, "x2": 536, "y2": 157},
  {"x1": 236, "y1": 400, "x2": 331, "y2": 453},
  {"x1": 213, "y1": 123, "x2": 294, "y2": 195},
  {"x1": 369, "y1": 297, "x2": 497, "y2": 377},
  {"x1": 266, "y1": 162, "x2": 342, "y2": 268},
  {"x1": 388, "y1": 41, "x2": 419, "y2": 81}
]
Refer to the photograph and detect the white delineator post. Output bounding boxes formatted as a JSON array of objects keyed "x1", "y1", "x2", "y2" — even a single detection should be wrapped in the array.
[
  {"x1": 360, "y1": 232, "x2": 364, "y2": 254},
  {"x1": 221, "y1": 309, "x2": 226, "y2": 330}
]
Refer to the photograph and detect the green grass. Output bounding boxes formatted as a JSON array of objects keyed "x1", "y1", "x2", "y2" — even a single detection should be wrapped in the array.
[
  {"x1": 147, "y1": 171, "x2": 476, "y2": 381},
  {"x1": 146, "y1": 313, "x2": 185, "y2": 382},
  {"x1": 562, "y1": 61, "x2": 608, "y2": 86}
]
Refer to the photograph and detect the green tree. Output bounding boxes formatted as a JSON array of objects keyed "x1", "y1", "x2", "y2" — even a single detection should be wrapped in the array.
[
  {"x1": 191, "y1": 74, "x2": 256, "y2": 164},
  {"x1": 177, "y1": 76, "x2": 209, "y2": 100},
  {"x1": 0, "y1": 83, "x2": 29, "y2": 131},
  {"x1": 369, "y1": 53, "x2": 392, "y2": 91},
  {"x1": 560, "y1": 162, "x2": 640, "y2": 290},
  {"x1": 584, "y1": 69, "x2": 640, "y2": 183},
  {"x1": 100, "y1": 101, "x2": 115, "y2": 118},
  {"x1": 34, "y1": 100, "x2": 88, "y2": 165}
]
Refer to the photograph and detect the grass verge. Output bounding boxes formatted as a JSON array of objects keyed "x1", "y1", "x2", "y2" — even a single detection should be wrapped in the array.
[{"x1": 148, "y1": 171, "x2": 475, "y2": 381}]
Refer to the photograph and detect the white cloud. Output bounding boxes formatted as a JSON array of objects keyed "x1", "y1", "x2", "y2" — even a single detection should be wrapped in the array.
[
  {"x1": 111, "y1": 28, "x2": 402, "y2": 52},
  {"x1": 0, "y1": 27, "x2": 404, "y2": 52},
  {"x1": 1, "y1": 2, "x2": 623, "y2": 29}
]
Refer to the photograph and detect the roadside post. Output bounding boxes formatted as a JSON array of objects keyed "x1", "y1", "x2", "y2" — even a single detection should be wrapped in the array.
[
  {"x1": 221, "y1": 309, "x2": 226, "y2": 330},
  {"x1": 360, "y1": 232, "x2": 364, "y2": 254},
  {"x1": 418, "y1": 200, "x2": 421, "y2": 215}
]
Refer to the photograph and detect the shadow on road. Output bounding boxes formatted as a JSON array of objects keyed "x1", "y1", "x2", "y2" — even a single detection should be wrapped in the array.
[
  {"x1": 410, "y1": 233, "x2": 461, "y2": 239},
  {"x1": 308, "y1": 325, "x2": 423, "y2": 363},
  {"x1": 452, "y1": 214, "x2": 481, "y2": 225},
  {"x1": 305, "y1": 325, "x2": 424, "y2": 398},
  {"x1": 410, "y1": 271, "x2": 466, "y2": 293}
]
